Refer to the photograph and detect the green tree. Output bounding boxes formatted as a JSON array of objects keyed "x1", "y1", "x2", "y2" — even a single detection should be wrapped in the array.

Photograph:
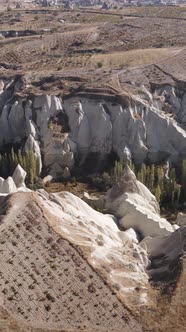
[
  {"x1": 155, "y1": 185, "x2": 161, "y2": 203},
  {"x1": 26, "y1": 150, "x2": 36, "y2": 184},
  {"x1": 113, "y1": 160, "x2": 123, "y2": 181},
  {"x1": 149, "y1": 164, "x2": 155, "y2": 191},
  {"x1": 181, "y1": 159, "x2": 186, "y2": 202}
]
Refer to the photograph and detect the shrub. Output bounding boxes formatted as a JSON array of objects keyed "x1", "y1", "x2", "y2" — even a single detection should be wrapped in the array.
[
  {"x1": 92, "y1": 172, "x2": 111, "y2": 191},
  {"x1": 70, "y1": 176, "x2": 77, "y2": 184},
  {"x1": 57, "y1": 64, "x2": 63, "y2": 71},
  {"x1": 97, "y1": 61, "x2": 103, "y2": 68}
]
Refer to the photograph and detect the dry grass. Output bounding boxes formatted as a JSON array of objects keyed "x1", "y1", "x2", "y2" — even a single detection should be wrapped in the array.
[
  {"x1": 0, "y1": 6, "x2": 185, "y2": 93},
  {"x1": 91, "y1": 47, "x2": 182, "y2": 69}
]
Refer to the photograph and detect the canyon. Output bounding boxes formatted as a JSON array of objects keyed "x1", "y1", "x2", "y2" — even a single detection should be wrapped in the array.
[
  {"x1": 0, "y1": 75, "x2": 186, "y2": 179},
  {"x1": 0, "y1": 4, "x2": 185, "y2": 332}
]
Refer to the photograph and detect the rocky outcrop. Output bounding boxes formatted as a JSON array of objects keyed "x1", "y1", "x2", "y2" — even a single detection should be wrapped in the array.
[
  {"x1": 176, "y1": 213, "x2": 186, "y2": 226},
  {"x1": 0, "y1": 164, "x2": 29, "y2": 195},
  {"x1": 141, "y1": 226, "x2": 186, "y2": 282},
  {"x1": 82, "y1": 191, "x2": 105, "y2": 211},
  {"x1": 0, "y1": 79, "x2": 186, "y2": 178},
  {"x1": 154, "y1": 84, "x2": 186, "y2": 127},
  {"x1": 105, "y1": 165, "x2": 174, "y2": 238},
  {"x1": 37, "y1": 189, "x2": 151, "y2": 309},
  {"x1": 24, "y1": 134, "x2": 42, "y2": 175},
  {"x1": 12, "y1": 164, "x2": 26, "y2": 188},
  {"x1": 65, "y1": 100, "x2": 112, "y2": 156},
  {"x1": 0, "y1": 191, "x2": 144, "y2": 332},
  {"x1": 0, "y1": 188, "x2": 185, "y2": 331},
  {"x1": 64, "y1": 95, "x2": 186, "y2": 164},
  {"x1": 103, "y1": 164, "x2": 186, "y2": 285},
  {"x1": 0, "y1": 89, "x2": 74, "y2": 178},
  {"x1": 0, "y1": 177, "x2": 17, "y2": 194}
]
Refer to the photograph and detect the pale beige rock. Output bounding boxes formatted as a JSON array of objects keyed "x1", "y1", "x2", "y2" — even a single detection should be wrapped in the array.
[
  {"x1": 105, "y1": 165, "x2": 174, "y2": 238},
  {"x1": 12, "y1": 164, "x2": 26, "y2": 188},
  {"x1": 62, "y1": 167, "x2": 71, "y2": 179}
]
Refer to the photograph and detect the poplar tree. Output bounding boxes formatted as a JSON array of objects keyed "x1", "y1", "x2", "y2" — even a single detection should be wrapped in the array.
[
  {"x1": 181, "y1": 159, "x2": 186, "y2": 202},
  {"x1": 155, "y1": 185, "x2": 161, "y2": 203}
]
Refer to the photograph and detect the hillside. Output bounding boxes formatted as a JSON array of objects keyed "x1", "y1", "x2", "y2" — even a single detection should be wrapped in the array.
[
  {"x1": 0, "y1": 191, "x2": 142, "y2": 332},
  {"x1": 0, "y1": 4, "x2": 186, "y2": 332}
]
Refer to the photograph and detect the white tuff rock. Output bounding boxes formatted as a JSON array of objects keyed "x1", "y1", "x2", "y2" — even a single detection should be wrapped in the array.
[
  {"x1": 0, "y1": 164, "x2": 30, "y2": 195},
  {"x1": 38, "y1": 189, "x2": 149, "y2": 307},
  {"x1": 0, "y1": 176, "x2": 17, "y2": 194},
  {"x1": 105, "y1": 165, "x2": 174, "y2": 238},
  {"x1": 64, "y1": 96, "x2": 186, "y2": 164},
  {"x1": 12, "y1": 164, "x2": 26, "y2": 188}
]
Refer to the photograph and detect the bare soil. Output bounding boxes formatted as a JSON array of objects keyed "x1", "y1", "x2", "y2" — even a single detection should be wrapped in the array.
[
  {"x1": 0, "y1": 6, "x2": 185, "y2": 95},
  {"x1": 0, "y1": 192, "x2": 142, "y2": 332}
]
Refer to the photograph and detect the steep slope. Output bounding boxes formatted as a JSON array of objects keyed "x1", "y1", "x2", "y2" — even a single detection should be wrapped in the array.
[
  {"x1": 0, "y1": 192, "x2": 143, "y2": 332},
  {"x1": 0, "y1": 76, "x2": 186, "y2": 179},
  {"x1": 105, "y1": 165, "x2": 174, "y2": 238},
  {"x1": 0, "y1": 186, "x2": 185, "y2": 331},
  {"x1": 139, "y1": 255, "x2": 186, "y2": 332}
]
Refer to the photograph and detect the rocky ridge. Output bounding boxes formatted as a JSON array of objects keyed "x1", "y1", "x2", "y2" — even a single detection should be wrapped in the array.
[
  {"x1": 0, "y1": 164, "x2": 185, "y2": 331},
  {"x1": 0, "y1": 78, "x2": 186, "y2": 178}
]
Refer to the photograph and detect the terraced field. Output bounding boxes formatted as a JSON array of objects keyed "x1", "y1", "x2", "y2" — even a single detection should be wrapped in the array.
[
  {"x1": 0, "y1": 7, "x2": 185, "y2": 78},
  {"x1": 0, "y1": 193, "x2": 142, "y2": 332}
]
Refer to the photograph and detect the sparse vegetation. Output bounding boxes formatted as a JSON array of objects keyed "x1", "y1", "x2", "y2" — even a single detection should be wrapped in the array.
[
  {"x1": 97, "y1": 61, "x2": 103, "y2": 68},
  {"x1": 0, "y1": 148, "x2": 37, "y2": 185},
  {"x1": 91, "y1": 159, "x2": 186, "y2": 211}
]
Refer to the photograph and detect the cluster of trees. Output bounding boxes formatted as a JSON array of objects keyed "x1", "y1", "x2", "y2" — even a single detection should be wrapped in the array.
[
  {"x1": 0, "y1": 148, "x2": 37, "y2": 184},
  {"x1": 114, "y1": 160, "x2": 186, "y2": 209},
  {"x1": 93, "y1": 159, "x2": 186, "y2": 210},
  {"x1": 1, "y1": 146, "x2": 186, "y2": 211}
]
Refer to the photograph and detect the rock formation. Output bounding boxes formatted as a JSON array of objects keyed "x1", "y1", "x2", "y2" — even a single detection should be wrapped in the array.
[
  {"x1": 0, "y1": 89, "x2": 74, "y2": 178},
  {"x1": 0, "y1": 176, "x2": 17, "y2": 194},
  {"x1": 0, "y1": 164, "x2": 29, "y2": 195},
  {"x1": 0, "y1": 161, "x2": 185, "y2": 331},
  {"x1": 64, "y1": 96, "x2": 186, "y2": 165},
  {"x1": 12, "y1": 164, "x2": 26, "y2": 188},
  {"x1": 0, "y1": 190, "x2": 146, "y2": 331},
  {"x1": 0, "y1": 78, "x2": 186, "y2": 178},
  {"x1": 141, "y1": 226, "x2": 186, "y2": 282},
  {"x1": 105, "y1": 165, "x2": 174, "y2": 238},
  {"x1": 82, "y1": 191, "x2": 105, "y2": 210},
  {"x1": 176, "y1": 212, "x2": 186, "y2": 226}
]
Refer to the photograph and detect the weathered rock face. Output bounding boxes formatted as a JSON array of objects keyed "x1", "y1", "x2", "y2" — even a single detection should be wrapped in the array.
[
  {"x1": 154, "y1": 84, "x2": 186, "y2": 127},
  {"x1": 12, "y1": 164, "x2": 26, "y2": 188},
  {"x1": 105, "y1": 165, "x2": 174, "y2": 238},
  {"x1": 0, "y1": 164, "x2": 29, "y2": 195},
  {"x1": 64, "y1": 100, "x2": 112, "y2": 155},
  {"x1": 64, "y1": 94, "x2": 186, "y2": 165},
  {"x1": 0, "y1": 88, "x2": 74, "y2": 177},
  {"x1": 103, "y1": 164, "x2": 186, "y2": 287},
  {"x1": 0, "y1": 79, "x2": 186, "y2": 178},
  {"x1": 0, "y1": 176, "x2": 17, "y2": 194},
  {"x1": 141, "y1": 226, "x2": 186, "y2": 282},
  {"x1": 176, "y1": 212, "x2": 186, "y2": 226},
  {"x1": 82, "y1": 191, "x2": 105, "y2": 211}
]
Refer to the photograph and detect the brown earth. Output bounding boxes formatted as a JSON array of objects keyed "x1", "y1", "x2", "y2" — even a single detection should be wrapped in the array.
[
  {"x1": 0, "y1": 192, "x2": 142, "y2": 332},
  {"x1": 0, "y1": 192, "x2": 185, "y2": 332},
  {"x1": 0, "y1": 6, "x2": 186, "y2": 332},
  {"x1": 0, "y1": 6, "x2": 185, "y2": 95}
]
